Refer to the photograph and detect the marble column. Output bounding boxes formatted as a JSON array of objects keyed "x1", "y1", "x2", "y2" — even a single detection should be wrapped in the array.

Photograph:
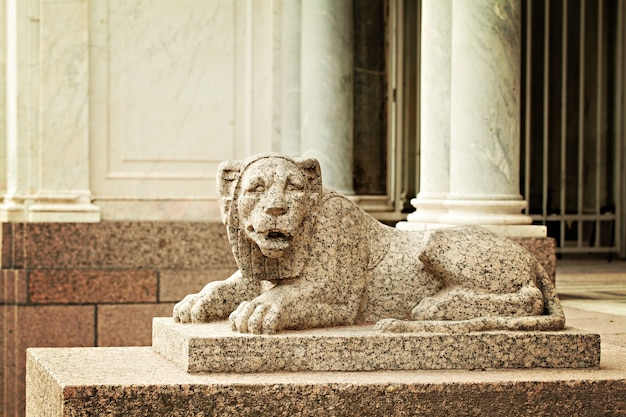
[
  {"x1": 280, "y1": 0, "x2": 301, "y2": 157},
  {"x1": 300, "y1": 0, "x2": 354, "y2": 195},
  {"x1": 398, "y1": 0, "x2": 452, "y2": 230},
  {"x1": 399, "y1": 0, "x2": 539, "y2": 236},
  {"x1": 441, "y1": 0, "x2": 531, "y2": 227}
]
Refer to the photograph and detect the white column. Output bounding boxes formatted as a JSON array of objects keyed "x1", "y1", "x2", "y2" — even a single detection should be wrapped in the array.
[
  {"x1": 440, "y1": 0, "x2": 531, "y2": 228},
  {"x1": 399, "y1": 0, "x2": 542, "y2": 237},
  {"x1": 0, "y1": 0, "x2": 100, "y2": 222},
  {"x1": 398, "y1": 0, "x2": 451, "y2": 230},
  {"x1": 301, "y1": 0, "x2": 354, "y2": 195},
  {"x1": 280, "y1": 0, "x2": 301, "y2": 157}
]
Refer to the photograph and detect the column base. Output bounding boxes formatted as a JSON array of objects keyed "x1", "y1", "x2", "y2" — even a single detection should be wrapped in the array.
[
  {"x1": 0, "y1": 202, "x2": 26, "y2": 222},
  {"x1": 405, "y1": 197, "x2": 447, "y2": 224},
  {"x1": 400, "y1": 197, "x2": 538, "y2": 236},
  {"x1": 397, "y1": 221, "x2": 546, "y2": 238},
  {"x1": 439, "y1": 198, "x2": 533, "y2": 225},
  {"x1": 27, "y1": 203, "x2": 101, "y2": 222}
]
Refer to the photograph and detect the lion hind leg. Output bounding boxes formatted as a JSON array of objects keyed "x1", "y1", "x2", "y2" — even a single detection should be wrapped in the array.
[
  {"x1": 375, "y1": 283, "x2": 565, "y2": 334},
  {"x1": 410, "y1": 286, "x2": 544, "y2": 322}
]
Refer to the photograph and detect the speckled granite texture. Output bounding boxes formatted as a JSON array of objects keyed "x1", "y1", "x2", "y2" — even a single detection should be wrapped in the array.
[
  {"x1": 26, "y1": 346, "x2": 626, "y2": 417},
  {"x1": 152, "y1": 318, "x2": 599, "y2": 372},
  {"x1": 1, "y1": 222, "x2": 235, "y2": 269},
  {"x1": 2, "y1": 194, "x2": 558, "y2": 416},
  {"x1": 1, "y1": 221, "x2": 237, "y2": 417},
  {"x1": 512, "y1": 237, "x2": 556, "y2": 283},
  {"x1": 174, "y1": 154, "x2": 563, "y2": 335}
]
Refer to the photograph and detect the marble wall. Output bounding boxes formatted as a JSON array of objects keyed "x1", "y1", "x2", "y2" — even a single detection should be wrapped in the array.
[
  {"x1": 90, "y1": 0, "x2": 274, "y2": 221},
  {"x1": 0, "y1": 0, "x2": 277, "y2": 222}
]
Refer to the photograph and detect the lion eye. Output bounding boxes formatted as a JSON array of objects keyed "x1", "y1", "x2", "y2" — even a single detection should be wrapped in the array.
[
  {"x1": 245, "y1": 179, "x2": 266, "y2": 193},
  {"x1": 285, "y1": 177, "x2": 304, "y2": 191},
  {"x1": 286, "y1": 183, "x2": 303, "y2": 192}
]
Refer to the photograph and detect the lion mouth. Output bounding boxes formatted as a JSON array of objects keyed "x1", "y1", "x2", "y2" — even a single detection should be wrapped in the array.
[
  {"x1": 267, "y1": 231, "x2": 288, "y2": 240},
  {"x1": 260, "y1": 229, "x2": 292, "y2": 246},
  {"x1": 247, "y1": 226, "x2": 293, "y2": 256}
]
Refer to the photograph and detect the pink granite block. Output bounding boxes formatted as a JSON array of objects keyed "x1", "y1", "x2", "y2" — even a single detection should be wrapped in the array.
[
  {"x1": 159, "y1": 269, "x2": 237, "y2": 302},
  {"x1": 21, "y1": 222, "x2": 235, "y2": 269},
  {"x1": 28, "y1": 270, "x2": 157, "y2": 304},
  {"x1": 513, "y1": 237, "x2": 557, "y2": 283},
  {"x1": 97, "y1": 303, "x2": 176, "y2": 347},
  {"x1": 26, "y1": 345, "x2": 626, "y2": 417},
  {"x1": 1, "y1": 223, "x2": 13, "y2": 269},
  {"x1": 2, "y1": 304, "x2": 19, "y2": 417},
  {"x1": 11, "y1": 305, "x2": 95, "y2": 417},
  {"x1": 1, "y1": 223, "x2": 25, "y2": 269},
  {"x1": 153, "y1": 319, "x2": 600, "y2": 373}
]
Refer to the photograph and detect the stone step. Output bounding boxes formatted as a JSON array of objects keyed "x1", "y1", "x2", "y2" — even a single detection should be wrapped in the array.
[
  {"x1": 152, "y1": 318, "x2": 600, "y2": 373},
  {"x1": 26, "y1": 345, "x2": 626, "y2": 417}
]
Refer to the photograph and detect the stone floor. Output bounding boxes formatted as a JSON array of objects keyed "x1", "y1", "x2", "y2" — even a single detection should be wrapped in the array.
[{"x1": 556, "y1": 258, "x2": 626, "y2": 349}]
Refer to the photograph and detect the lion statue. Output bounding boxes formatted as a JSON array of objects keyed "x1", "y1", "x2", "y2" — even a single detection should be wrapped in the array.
[{"x1": 173, "y1": 153, "x2": 565, "y2": 334}]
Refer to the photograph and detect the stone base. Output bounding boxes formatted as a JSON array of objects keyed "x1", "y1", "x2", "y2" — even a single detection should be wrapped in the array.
[
  {"x1": 26, "y1": 345, "x2": 626, "y2": 417},
  {"x1": 152, "y1": 318, "x2": 600, "y2": 373}
]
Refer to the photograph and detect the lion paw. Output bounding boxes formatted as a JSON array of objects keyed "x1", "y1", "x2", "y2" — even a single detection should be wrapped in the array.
[
  {"x1": 173, "y1": 293, "x2": 201, "y2": 323},
  {"x1": 229, "y1": 299, "x2": 281, "y2": 334},
  {"x1": 173, "y1": 279, "x2": 245, "y2": 324}
]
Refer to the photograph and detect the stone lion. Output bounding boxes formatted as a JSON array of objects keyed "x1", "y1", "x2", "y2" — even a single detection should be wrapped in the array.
[{"x1": 173, "y1": 153, "x2": 565, "y2": 334}]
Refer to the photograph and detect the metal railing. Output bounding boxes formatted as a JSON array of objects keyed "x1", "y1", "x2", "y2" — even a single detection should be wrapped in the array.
[{"x1": 521, "y1": 0, "x2": 625, "y2": 258}]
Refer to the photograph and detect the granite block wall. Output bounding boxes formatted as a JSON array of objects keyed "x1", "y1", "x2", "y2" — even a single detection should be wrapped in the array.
[
  {"x1": 0, "y1": 221, "x2": 555, "y2": 417},
  {"x1": 0, "y1": 222, "x2": 237, "y2": 417}
]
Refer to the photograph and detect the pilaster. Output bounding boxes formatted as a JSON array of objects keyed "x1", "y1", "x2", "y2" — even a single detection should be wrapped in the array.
[
  {"x1": 279, "y1": 0, "x2": 302, "y2": 157},
  {"x1": 0, "y1": 0, "x2": 100, "y2": 222}
]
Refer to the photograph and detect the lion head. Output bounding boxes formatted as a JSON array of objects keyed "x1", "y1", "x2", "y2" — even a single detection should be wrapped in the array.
[{"x1": 217, "y1": 154, "x2": 323, "y2": 279}]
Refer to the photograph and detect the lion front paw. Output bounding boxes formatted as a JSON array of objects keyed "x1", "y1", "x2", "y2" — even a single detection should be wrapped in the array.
[
  {"x1": 229, "y1": 299, "x2": 282, "y2": 334},
  {"x1": 173, "y1": 292, "x2": 223, "y2": 324},
  {"x1": 173, "y1": 293, "x2": 200, "y2": 323}
]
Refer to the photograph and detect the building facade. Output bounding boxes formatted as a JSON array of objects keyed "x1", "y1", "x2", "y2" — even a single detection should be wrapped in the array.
[{"x1": 1, "y1": 0, "x2": 625, "y2": 415}]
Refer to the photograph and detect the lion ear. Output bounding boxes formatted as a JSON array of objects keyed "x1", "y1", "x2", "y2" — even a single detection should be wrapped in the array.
[
  {"x1": 216, "y1": 160, "x2": 243, "y2": 225},
  {"x1": 296, "y1": 158, "x2": 322, "y2": 197}
]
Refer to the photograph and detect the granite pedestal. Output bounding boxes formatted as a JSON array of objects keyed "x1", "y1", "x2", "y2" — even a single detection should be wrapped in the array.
[
  {"x1": 26, "y1": 343, "x2": 626, "y2": 416},
  {"x1": 152, "y1": 318, "x2": 599, "y2": 372},
  {"x1": 26, "y1": 317, "x2": 626, "y2": 416}
]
